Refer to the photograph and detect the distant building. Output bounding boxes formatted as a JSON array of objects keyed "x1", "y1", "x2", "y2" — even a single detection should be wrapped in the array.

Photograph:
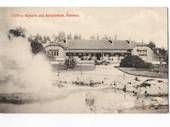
[
  {"x1": 44, "y1": 40, "x2": 154, "y2": 64},
  {"x1": 45, "y1": 41, "x2": 66, "y2": 64},
  {"x1": 132, "y1": 43, "x2": 154, "y2": 63}
]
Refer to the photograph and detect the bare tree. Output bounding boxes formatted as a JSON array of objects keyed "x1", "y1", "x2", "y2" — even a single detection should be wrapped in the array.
[
  {"x1": 74, "y1": 33, "x2": 79, "y2": 40},
  {"x1": 58, "y1": 32, "x2": 66, "y2": 41},
  {"x1": 67, "y1": 33, "x2": 72, "y2": 40}
]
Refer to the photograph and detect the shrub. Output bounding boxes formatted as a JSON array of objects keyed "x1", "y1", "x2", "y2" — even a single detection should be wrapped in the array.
[
  {"x1": 30, "y1": 41, "x2": 44, "y2": 54},
  {"x1": 120, "y1": 55, "x2": 153, "y2": 69},
  {"x1": 64, "y1": 56, "x2": 77, "y2": 69}
]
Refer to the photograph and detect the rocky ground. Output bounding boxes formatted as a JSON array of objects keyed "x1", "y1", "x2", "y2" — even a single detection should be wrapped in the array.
[{"x1": 0, "y1": 65, "x2": 169, "y2": 113}]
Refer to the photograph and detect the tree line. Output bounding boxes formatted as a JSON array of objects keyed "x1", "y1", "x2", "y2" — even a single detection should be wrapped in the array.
[{"x1": 7, "y1": 27, "x2": 168, "y2": 64}]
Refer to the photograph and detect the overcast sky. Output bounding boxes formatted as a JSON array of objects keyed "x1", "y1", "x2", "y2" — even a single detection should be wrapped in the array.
[{"x1": 0, "y1": 7, "x2": 168, "y2": 48}]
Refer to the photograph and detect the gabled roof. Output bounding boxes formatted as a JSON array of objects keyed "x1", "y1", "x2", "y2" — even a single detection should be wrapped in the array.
[
  {"x1": 44, "y1": 40, "x2": 148, "y2": 50},
  {"x1": 129, "y1": 41, "x2": 148, "y2": 49},
  {"x1": 45, "y1": 41, "x2": 67, "y2": 49},
  {"x1": 67, "y1": 40, "x2": 131, "y2": 50}
]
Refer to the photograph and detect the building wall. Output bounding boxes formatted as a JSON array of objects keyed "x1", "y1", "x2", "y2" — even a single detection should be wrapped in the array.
[
  {"x1": 45, "y1": 44, "x2": 142, "y2": 65},
  {"x1": 132, "y1": 46, "x2": 154, "y2": 63},
  {"x1": 45, "y1": 45, "x2": 66, "y2": 62},
  {"x1": 65, "y1": 51, "x2": 129, "y2": 65}
]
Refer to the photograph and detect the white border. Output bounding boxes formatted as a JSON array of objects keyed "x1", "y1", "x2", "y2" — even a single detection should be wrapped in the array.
[
  {"x1": 0, "y1": 114, "x2": 170, "y2": 127},
  {"x1": 0, "y1": 0, "x2": 169, "y2": 7},
  {"x1": 0, "y1": 0, "x2": 169, "y2": 127}
]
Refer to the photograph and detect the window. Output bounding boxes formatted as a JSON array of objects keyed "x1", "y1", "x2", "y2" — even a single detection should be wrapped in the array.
[
  {"x1": 50, "y1": 49, "x2": 59, "y2": 56},
  {"x1": 137, "y1": 49, "x2": 147, "y2": 53},
  {"x1": 139, "y1": 54, "x2": 147, "y2": 56}
]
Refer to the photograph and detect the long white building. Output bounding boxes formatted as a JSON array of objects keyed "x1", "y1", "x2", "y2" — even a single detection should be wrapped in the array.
[{"x1": 45, "y1": 39, "x2": 154, "y2": 64}]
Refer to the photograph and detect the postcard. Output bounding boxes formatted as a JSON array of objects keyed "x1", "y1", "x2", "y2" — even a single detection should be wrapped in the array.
[{"x1": 0, "y1": 7, "x2": 168, "y2": 113}]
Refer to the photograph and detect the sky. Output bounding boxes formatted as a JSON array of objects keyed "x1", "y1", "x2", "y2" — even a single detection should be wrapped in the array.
[{"x1": 0, "y1": 7, "x2": 168, "y2": 48}]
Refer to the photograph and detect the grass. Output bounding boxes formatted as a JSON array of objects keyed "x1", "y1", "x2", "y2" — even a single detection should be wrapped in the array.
[
  {"x1": 52, "y1": 63, "x2": 96, "y2": 71},
  {"x1": 118, "y1": 67, "x2": 168, "y2": 79}
]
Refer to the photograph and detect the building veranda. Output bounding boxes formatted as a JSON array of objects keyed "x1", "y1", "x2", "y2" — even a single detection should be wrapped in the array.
[{"x1": 45, "y1": 39, "x2": 155, "y2": 65}]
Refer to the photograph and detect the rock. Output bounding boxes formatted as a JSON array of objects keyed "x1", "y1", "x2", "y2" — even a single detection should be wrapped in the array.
[
  {"x1": 151, "y1": 97, "x2": 163, "y2": 103},
  {"x1": 85, "y1": 92, "x2": 95, "y2": 107}
]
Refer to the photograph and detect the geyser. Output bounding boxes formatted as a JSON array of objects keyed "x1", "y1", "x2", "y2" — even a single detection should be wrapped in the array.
[{"x1": 0, "y1": 33, "x2": 54, "y2": 93}]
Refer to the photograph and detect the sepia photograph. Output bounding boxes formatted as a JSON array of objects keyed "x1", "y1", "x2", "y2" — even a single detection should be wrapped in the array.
[{"x1": 0, "y1": 7, "x2": 168, "y2": 113}]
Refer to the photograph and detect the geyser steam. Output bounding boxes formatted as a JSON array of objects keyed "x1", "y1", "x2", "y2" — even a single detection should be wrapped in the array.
[{"x1": 0, "y1": 33, "x2": 54, "y2": 93}]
